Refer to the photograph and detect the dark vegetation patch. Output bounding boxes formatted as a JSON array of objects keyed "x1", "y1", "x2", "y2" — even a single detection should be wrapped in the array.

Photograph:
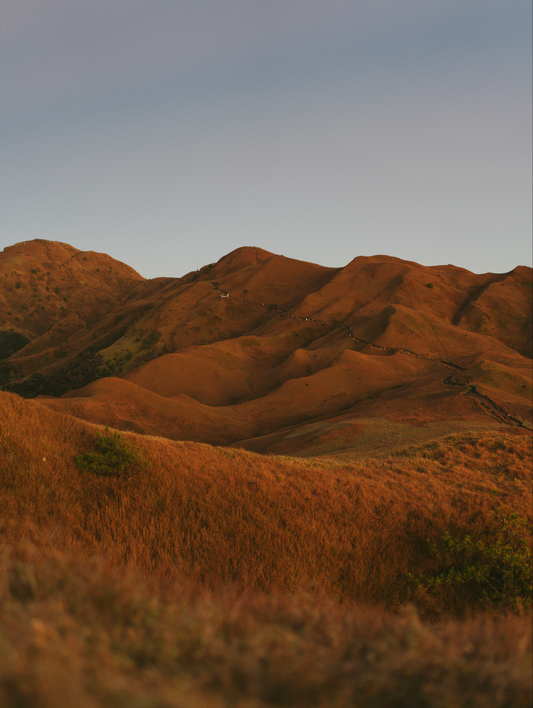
[
  {"x1": 0, "y1": 328, "x2": 128, "y2": 398},
  {"x1": 140, "y1": 329, "x2": 160, "y2": 350},
  {"x1": 0, "y1": 330, "x2": 30, "y2": 359},
  {"x1": 0, "y1": 361, "x2": 14, "y2": 386},
  {"x1": 0, "y1": 331, "x2": 31, "y2": 385},
  {"x1": 1, "y1": 352, "x2": 122, "y2": 397}
]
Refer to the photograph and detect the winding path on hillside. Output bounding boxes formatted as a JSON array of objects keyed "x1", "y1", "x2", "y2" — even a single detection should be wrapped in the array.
[{"x1": 208, "y1": 280, "x2": 528, "y2": 429}]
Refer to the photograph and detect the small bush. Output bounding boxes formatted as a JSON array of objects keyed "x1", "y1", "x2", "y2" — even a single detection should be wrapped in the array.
[
  {"x1": 140, "y1": 329, "x2": 160, "y2": 349},
  {"x1": 409, "y1": 509, "x2": 532, "y2": 612},
  {"x1": 75, "y1": 428, "x2": 148, "y2": 478}
]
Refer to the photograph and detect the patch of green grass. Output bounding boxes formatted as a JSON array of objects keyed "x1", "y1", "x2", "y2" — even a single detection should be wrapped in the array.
[{"x1": 75, "y1": 427, "x2": 149, "y2": 478}]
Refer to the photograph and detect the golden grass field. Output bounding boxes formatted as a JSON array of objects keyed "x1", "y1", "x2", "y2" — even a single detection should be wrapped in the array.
[{"x1": 1, "y1": 390, "x2": 531, "y2": 707}]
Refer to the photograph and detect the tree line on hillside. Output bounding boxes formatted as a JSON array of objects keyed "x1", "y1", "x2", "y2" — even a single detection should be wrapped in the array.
[
  {"x1": 1, "y1": 350, "x2": 123, "y2": 397},
  {"x1": 0, "y1": 327, "x2": 142, "y2": 397}
]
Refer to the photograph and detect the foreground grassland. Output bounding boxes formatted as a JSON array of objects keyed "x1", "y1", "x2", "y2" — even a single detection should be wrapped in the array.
[
  {"x1": 1, "y1": 391, "x2": 532, "y2": 706},
  {"x1": 2, "y1": 549, "x2": 531, "y2": 708}
]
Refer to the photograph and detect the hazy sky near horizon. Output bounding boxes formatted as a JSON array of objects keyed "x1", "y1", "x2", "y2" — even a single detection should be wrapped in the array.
[{"x1": 1, "y1": 1, "x2": 531, "y2": 279}]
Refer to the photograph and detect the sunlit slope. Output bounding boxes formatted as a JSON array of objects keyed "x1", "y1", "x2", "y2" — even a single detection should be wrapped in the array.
[
  {"x1": 42, "y1": 377, "x2": 253, "y2": 444},
  {"x1": 0, "y1": 239, "x2": 146, "y2": 377},
  {"x1": 291, "y1": 256, "x2": 532, "y2": 356},
  {"x1": 0, "y1": 241, "x2": 143, "y2": 336},
  {"x1": 45, "y1": 252, "x2": 533, "y2": 449},
  {"x1": 1, "y1": 390, "x2": 530, "y2": 610},
  {"x1": 2, "y1": 240, "x2": 531, "y2": 451},
  {"x1": 0, "y1": 388, "x2": 531, "y2": 705}
]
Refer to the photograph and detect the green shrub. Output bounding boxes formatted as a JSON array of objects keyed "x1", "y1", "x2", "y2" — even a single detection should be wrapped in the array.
[
  {"x1": 75, "y1": 428, "x2": 148, "y2": 478},
  {"x1": 140, "y1": 329, "x2": 160, "y2": 350},
  {"x1": 409, "y1": 509, "x2": 532, "y2": 612}
]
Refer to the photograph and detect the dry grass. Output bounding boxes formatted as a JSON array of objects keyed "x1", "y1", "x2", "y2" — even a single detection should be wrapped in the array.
[
  {"x1": 1, "y1": 391, "x2": 532, "y2": 706},
  {"x1": 1, "y1": 545, "x2": 531, "y2": 708},
  {"x1": 1, "y1": 392, "x2": 531, "y2": 612}
]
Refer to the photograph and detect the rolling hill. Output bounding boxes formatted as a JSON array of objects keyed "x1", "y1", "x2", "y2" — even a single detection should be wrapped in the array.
[{"x1": 1, "y1": 239, "x2": 531, "y2": 457}]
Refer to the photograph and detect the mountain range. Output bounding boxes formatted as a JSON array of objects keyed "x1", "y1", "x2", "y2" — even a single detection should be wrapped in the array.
[{"x1": 1, "y1": 239, "x2": 531, "y2": 458}]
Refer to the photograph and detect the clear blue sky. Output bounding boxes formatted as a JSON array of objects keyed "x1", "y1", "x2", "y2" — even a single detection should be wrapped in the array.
[{"x1": 1, "y1": 1, "x2": 531, "y2": 279}]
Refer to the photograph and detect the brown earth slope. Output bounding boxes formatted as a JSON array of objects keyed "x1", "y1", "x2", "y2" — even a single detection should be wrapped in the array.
[{"x1": 1, "y1": 240, "x2": 531, "y2": 457}]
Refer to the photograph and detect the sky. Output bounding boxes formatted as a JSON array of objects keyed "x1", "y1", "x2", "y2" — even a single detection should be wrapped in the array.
[{"x1": 0, "y1": 1, "x2": 531, "y2": 279}]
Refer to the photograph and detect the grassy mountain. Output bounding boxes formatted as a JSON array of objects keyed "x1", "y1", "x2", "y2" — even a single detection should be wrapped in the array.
[{"x1": 1, "y1": 240, "x2": 531, "y2": 455}]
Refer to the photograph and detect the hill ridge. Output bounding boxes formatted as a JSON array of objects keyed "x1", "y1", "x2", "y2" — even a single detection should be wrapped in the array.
[{"x1": 1, "y1": 239, "x2": 531, "y2": 456}]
